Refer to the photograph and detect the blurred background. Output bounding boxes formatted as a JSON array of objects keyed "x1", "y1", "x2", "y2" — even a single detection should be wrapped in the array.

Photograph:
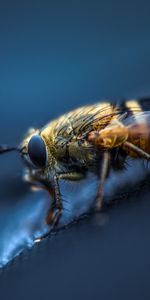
[{"x1": 1, "y1": 0, "x2": 150, "y2": 299}]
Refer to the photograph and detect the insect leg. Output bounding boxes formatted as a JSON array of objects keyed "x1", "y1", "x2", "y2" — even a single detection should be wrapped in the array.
[
  {"x1": 35, "y1": 172, "x2": 85, "y2": 242},
  {"x1": 57, "y1": 172, "x2": 84, "y2": 181},
  {"x1": 46, "y1": 172, "x2": 84, "y2": 226},
  {"x1": 123, "y1": 141, "x2": 150, "y2": 160},
  {"x1": 44, "y1": 175, "x2": 61, "y2": 228},
  {"x1": 95, "y1": 151, "x2": 110, "y2": 211}
]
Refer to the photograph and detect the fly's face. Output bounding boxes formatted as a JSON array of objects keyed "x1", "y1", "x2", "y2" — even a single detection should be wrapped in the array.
[{"x1": 21, "y1": 128, "x2": 50, "y2": 187}]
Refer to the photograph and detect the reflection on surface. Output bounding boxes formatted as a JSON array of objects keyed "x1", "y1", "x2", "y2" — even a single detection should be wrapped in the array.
[
  {"x1": 0, "y1": 190, "x2": 50, "y2": 267},
  {"x1": 0, "y1": 173, "x2": 99, "y2": 268},
  {"x1": 0, "y1": 160, "x2": 149, "y2": 268}
]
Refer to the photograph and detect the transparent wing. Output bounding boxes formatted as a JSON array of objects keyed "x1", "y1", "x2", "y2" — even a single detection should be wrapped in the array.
[{"x1": 122, "y1": 111, "x2": 150, "y2": 127}]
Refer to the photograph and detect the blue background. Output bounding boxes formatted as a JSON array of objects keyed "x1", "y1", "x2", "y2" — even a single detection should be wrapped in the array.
[{"x1": 1, "y1": 0, "x2": 150, "y2": 299}]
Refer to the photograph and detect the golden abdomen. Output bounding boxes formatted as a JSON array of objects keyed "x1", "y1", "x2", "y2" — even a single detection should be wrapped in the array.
[{"x1": 123, "y1": 124, "x2": 150, "y2": 157}]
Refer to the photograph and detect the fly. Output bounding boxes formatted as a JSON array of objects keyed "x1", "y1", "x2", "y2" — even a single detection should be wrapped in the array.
[{"x1": 1, "y1": 98, "x2": 150, "y2": 240}]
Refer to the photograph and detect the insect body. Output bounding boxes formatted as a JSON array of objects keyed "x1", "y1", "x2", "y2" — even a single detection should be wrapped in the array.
[
  {"x1": 88, "y1": 113, "x2": 150, "y2": 158},
  {"x1": 1, "y1": 98, "x2": 150, "y2": 239}
]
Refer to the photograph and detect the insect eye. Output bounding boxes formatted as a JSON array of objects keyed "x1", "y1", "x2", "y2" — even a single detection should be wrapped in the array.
[{"x1": 28, "y1": 135, "x2": 47, "y2": 168}]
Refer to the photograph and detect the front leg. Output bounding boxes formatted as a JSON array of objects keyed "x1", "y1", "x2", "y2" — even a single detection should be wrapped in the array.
[
  {"x1": 46, "y1": 172, "x2": 85, "y2": 227},
  {"x1": 37, "y1": 172, "x2": 84, "y2": 241}
]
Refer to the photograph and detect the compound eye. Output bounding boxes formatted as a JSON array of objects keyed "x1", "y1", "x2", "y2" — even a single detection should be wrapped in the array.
[{"x1": 28, "y1": 135, "x2": 47, "y2": 168}]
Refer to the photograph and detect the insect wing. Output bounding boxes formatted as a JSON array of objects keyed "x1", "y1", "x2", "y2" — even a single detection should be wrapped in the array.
[{"x1": 122, "y1": 111, "x2": 150, "y2": 126}]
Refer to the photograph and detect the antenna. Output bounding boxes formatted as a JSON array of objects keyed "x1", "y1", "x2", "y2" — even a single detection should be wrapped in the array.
[{"x1": 0, "y1": 145, "x2": 20, "y2": 155}]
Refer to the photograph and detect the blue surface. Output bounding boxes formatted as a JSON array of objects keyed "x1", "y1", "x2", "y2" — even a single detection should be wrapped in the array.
[
  {"x1": 0, "y1": 160, "x2": 148, "y2": 268},
  {"x1": 1, "y1": 0, "x2": 150, "y2": 299}
]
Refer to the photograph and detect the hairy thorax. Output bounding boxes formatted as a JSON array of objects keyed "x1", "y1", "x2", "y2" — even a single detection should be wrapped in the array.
[{"x1": 41, "y1": 119, "x2": 98, "y2": 174}]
